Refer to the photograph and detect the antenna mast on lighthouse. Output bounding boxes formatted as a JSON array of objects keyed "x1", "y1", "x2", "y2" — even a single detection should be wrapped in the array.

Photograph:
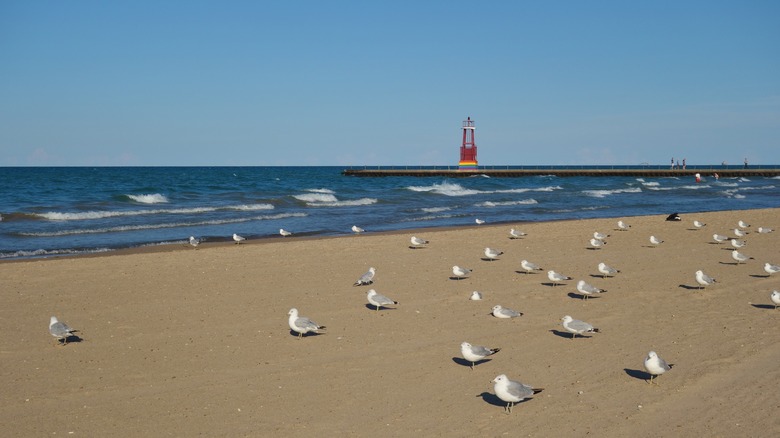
[{"x1": 459, "y1": 117, "x2": 477, "y2": 170}]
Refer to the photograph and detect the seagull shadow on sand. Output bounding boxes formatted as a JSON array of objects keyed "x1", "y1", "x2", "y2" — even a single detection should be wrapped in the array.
[
  {"x1": 408, "y1": 246, "x2": 428, "y2": 250},
  {"x1": 364, "y1": 304, "x2": 397, "y2": 312},
  {"x1": 749, "y1": 274, "x2": 771, "y2": 278},
  {"x1": 549, "y1": 329, "x2": 593, "y2": 339},
  {"x1": 288, "y1": 330, "x2": 325, "y2": 339},
  {"x1": 567, "y1": 292, "x2": 601, "y2": 300},
  {"x1": 751, "y1": 304, "x2": 777, "y2": 310},
  {"x1": 56, "y1": 334, "x2": 84, "y2": 345},
  {"x1": 542, "y1": 282, "x2": 565, "y2": 287},
  {"x1": 718, "y1": 261, "x2": 741, "y2": 266},
  {"x1": 452, "y1": 357, "x2": 493, "y2": 368},
  {"x1": 449, "y1": 276, "x2": 470, "y2": 281},
  {"x1": 678, "y1": 284, "x2": 704, "y2": 290},
  {"x1": 624, "y1": 368, "x2": 652, "y2": 382},
  {"x1": 477, "y1": 392, "x2": 535, "y2": 408}
]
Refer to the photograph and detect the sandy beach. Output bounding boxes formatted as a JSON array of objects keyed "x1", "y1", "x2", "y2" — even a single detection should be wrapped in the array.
[{"x1": 2, "y1": 208, "x2": 779, "y2": 436}]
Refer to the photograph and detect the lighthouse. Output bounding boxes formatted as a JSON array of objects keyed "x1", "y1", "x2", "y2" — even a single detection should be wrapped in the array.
[{"x1": 459, "y1": 117, "x2": 477, "y2": 170}]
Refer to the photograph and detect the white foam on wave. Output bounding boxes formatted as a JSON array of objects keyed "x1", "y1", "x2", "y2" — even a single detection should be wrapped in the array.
[
  {"x1": 640, "y1": 181, "x2": 660, "y2": 187},
  {"x1": 127, "y1": 193, "x2": 169, "y2": 204},
  {"x1": 294, "y1": 193, "x2": 339, "y2": 203},
  {"x1": 37, "y1": 204, "x2": 275, "y2": 221},
  {"x1": 305, "y1": 188, "x2": 335, "y2": 194},
  {"x1": 407, "y1": 182, "x2": 481, "y2": 196},
  {"x1": 477, "y1": 199, "x2": 538, "y2": 207},
  {"x1": 294, "y1": 192, "x2": 377, "y2": 207},
  {"x1": 583, "y1": 187, "x2": 642, "y2": 198},
  {"x1": 20, "y1": 212, "x2": 308, "y2": 237},
  {"x1": 421, "y1": 207, "x2": 451, "y2": 213},
  {"x1": 0, "y1": 248, "x2": 112, "y2": 259},
  {"x1": 646, "y1": 184, "x2": 711, "y2": 191}
]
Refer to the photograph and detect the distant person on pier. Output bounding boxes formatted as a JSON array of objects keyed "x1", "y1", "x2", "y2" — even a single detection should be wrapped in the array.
[
  {"x1": 744, "y1": 158, "x2": 748, "y2": 169},
  {"x1": 682, "y1": 158, "x2": 686, "y2": 169},
  {"x1": 676, "y1": 160, "x2": 680, "y2": 169},
  {"x1": 671, "y1": 158, "x2": 674, "y2": 169}
]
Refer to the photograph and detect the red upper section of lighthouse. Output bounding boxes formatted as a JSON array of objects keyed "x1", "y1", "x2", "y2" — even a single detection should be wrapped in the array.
[{"x1": 460, "y1": 117, "x2": 477, "y2": 163}]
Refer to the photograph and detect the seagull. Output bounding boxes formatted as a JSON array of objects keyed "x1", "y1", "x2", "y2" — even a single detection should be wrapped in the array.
[
  {"x1": 484, "y1": 247, "x2": 504, "y2": 261},
  {"x1": 589, "y1": 238, "x2": 606, "y2": 249},
  {"x1": 461, "y1": 342, "x2": 500, "y2": 370},
  {"x1": 287, "y1": 308, "x2": 325, "y2": 339},
  {"x1": 279, "y1": 228, "x2": 292, "y2": 237},
  {"x1": 469, "y1": 291, "x2": 483, "y2": 301},
  {"x1": 366, "y1": 289, "x2": 398, "y2": 311},
  {"x1": 757, "y1": 227, "x2": 774, "y2": 234},
  {"x1": 547, "y1": 270, "x2": 571, "y2": 286},
  {"x1": 730, "y1": 239, "x2": 747, "y2": 249},
  {"x1": 452, "y1": 265, "x2": 472, "y2": 279},
  {"x1": 520, "y1": 259, "x2": 543, "y2": 274},
  {"x1": 561, "y1": 315, "x2": 600, "y2": 339},
  {"x1": 492, "y1": 374, "x2": 543, "y2": 414},
  {"x1": 693, "y1": 220, "x2": 706, "y2": 229},
  {"x1": 597, "y1": 262, "x2": 619, "y2": 278},
  {"x1": 738, "y1": 220, "x2": 751, "y2": 228},
  {"x1": 409, "y1": 236, "x2": 429, "y2": 248},
  {"x1": 731, "y1": 250, "x2": 753, "y2": 264},
  {"x1": 491, "y1": 305, "x2": 522, "y2": 319},
  {"x1": 188, "y1": 236, "x2": 200, "y2": 248},
  {"x1": 353, "y1": 267, "x2": 376, "y2": 286},
  {"x1": 49, "y1": 316, "x2": 78, "y2": 345},
  {"x1": 643, "y1": 351, "x2": 673, "y2": 384},
  {"x1": 616, "y1": 220, "x2": 631, "y2": 231},
  {"x1": 475, "y1": 218, "x2": 485, "y2": 225},
  {"x1": 713, "y1": 234, "x2": 729, "y2": 243},
  {"x1": 576, "y1": 280, "x2": 606, "y2": 300},
  {"x1": 695, "y1": 270, "x2": 716, "y2": 289},
  {"x1": 351, "y1": 225, "x2": 365, "y2": 234},
  {"x1": 771, "y1": 291, "x2": 780, "y2": 309},
  {"x1": 666, "y1": 213, "x2": 681, "y2": 221},
  {"x1": 509, "y1": 228, "x2": 527, "y2": 239},
  {"x1": 593, "y1": 231, "x2": 609, "y2": 240},
  {"x1": 232, "y1": 233, "x2": 245, "y2": 244},
  {"x1": 733, "y1": 228, "x2": 748, "y2": 238},
  {"x1": 764, "y1": 263, "x2": 780, "y2": 276},
  {"x1": 649, "y1": 235, "x2": 663, "y2": 246}
]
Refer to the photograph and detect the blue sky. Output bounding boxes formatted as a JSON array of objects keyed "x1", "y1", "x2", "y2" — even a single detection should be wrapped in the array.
[{"x1": 1, "y1": 1, "x2": 778, "y2": 166}]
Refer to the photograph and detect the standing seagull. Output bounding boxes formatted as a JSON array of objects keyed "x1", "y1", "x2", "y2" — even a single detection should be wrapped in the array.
[
  {"x1": 353, "y1": 267, "x2": 376, "y2": 286},
  {"x1": 770, "y1": 291, "x2": 780, "y2": 309},
  {"x1": 484, "y1": 247, "x2": 504, "y2": 261},
  {"x1": 738, "y1": 220, "x2": 751, "y2": 228},
  {"x1": 520, "y1": 259, "x2": 543, "y2": 274},
  {"x1": 475, "y1": 218, "x2": 486, "y2": 225},
  {"x1": 730, "y1": 239, "x2": 747, "y2": 249},
  {"x1": 713, "y1": 234, "x2": 729, "y2": 243},
  {"x1": 731, "y1": 250, "x2": 753, "y2": 264},
  {"x1": 589, "y1": 238, "x2": 606, "y2": 249},
  {"x1": 491, "y1": 305, "x2": 522, "y2": 319},
  {"x1": 366, "y1": 289, "x2": 398, "y2": 311},
  {"x1": 649, "y1": 235, "x2": 664, "y2": 246},
  {"x1": 616, "y1": 220, "x2": 631, "y2": 231},
  {"x1": 576, "y1": 280, "x2": 606, "y2": 300},
  {"x1": 597, "y1": 262, "x2": 619, "y2": 278},
  {"x1": 452, "y1": 265, "x2": 472, "y2": 280},
  {"x1": 287, "y1": 308, "x2": 325, "y2": 339},
  {"x1": 593, "y1": 231, "x2": 609, "y2": 240},
  {"x1": 460, "y1": 342, "x2": 501, "y2": 370},
  {"x1": 279, "y1": 228, "x2": 292, "y2": 237},
  {"x1": 188, "y1": 236, "x2": 201, "y2": 248},
  {"x1": 561, "y1": 315, "x2": 600, "y2": 339},
  {"x1": 232, "y1": 233, "x2": 246, "y2": 244},
  {"x1": 409, "y1": 236, "x2": 429, "y2": 248},
  {"x1": 351, "y1": 225, "x2": 365, "y2": 234},
  {"x1": 49, "y1": 316, "x2": 78, "y2": 345},
  {"x1": 695, "y1": 270, "x2": 716, "y2": 289},
  {"x1": 693, "y1": 220, "x2": 706, "y2": 229},
  {"x1": 757, "y1": 227, "x2": 774, "y2": 234},
  {"x1": 763, "y1": 263, "x2": 780, "y2": 276},
  {"x1": 547, "y1": 270, "x2": 571, "y2": 286},
  {"x1": 643, "y1": 351, "x2": 673, "y2": 384},
  {"x1": 469, "y1": 291, "x2": 483, "y2": 301},
  {"x1": 509, "y1": 228, "x2": 527, "y2": 239},
  {"x1": 733, "y1": 228, "x2": 748, "y2": 238},
  {"x1": 492, "y1": 374, "x2": 543, "y2": 414}
]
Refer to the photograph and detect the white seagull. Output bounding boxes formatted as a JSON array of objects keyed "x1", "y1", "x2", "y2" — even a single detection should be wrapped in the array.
[
  {"x1": 409, "y1": 236, "x2": 429, "y2": 248},
  {"x1": 649, "y1": 235, "x2": 664, "y2": 246},
  {"x1": 475, "y1": 218, "x2": 485, "y2": 225},
  {"x1": 188, "y1": 236, "x2": 201, "y2": 248},
  {"x1": 695, "y1": 270, "x2": 716, "y2": 289},
  {"x1": 279, "y1": 228, "x2": 292, "y2": 237},
  {"x1": 461, "y1": 342, "x2": 501, "y2": 370},
  {"x1": 469, "y1": 291, "x2": 483, "y2": 301},
  {"x1": 593, "y1": 231, "x2": 609, "y2": 240},
  {"x1": 484, "y1": 247, "x2": 504, "y2": 261},
  {"x1": 730, "y1": 238, "x2": 747, "y2": 249},
  {"x1": 763, "y1": 263, "x2": 780, "y2": 276},
  {"x1": 643, "y1": 351, "x2": 673, "y2": 384},
  {"x1": 561, "y1": 315, "x2": 600, "y2": 339},
  {"x1": 731, "y1": 250, "x2": 753, "y2": 264},
  {"x1": 616, "y1": 220, "x2": 631, "y2": 231},
  {"x1": 509, "y1": 228, "x2": 527, "y2": 239},
  {"x1": 491, "y1": 305, "x2": 522, "y2": 319},
  {"x1": 589, "y1": 238, "x2": 606, "y2": 249},
  {"x1": 353, "y1": 267, "x2": 376, "y2": 286},
  {"x1": 738, "y1": 220, "x2": 751, "y2": 228},
  {"x1": 366, "y1": 289, "x2": 398, "y2": 311},
  {"x1": 520, "y1": 259, "x2": 543, "y2": 274},
  {"x1": 49, "y1": 316, "x2": 78, "y2": 345},
  {"x1": 232, "y1": 233, "x2": 245, "y2": 244},
  {"x1": 547, "y1": 270, "x2": 571, "y2": 286},
  {"x1": 597, "y1": 262, "x2": 619, "y2": 278},
  {"x1": 576, "y1": 280, "x2": 606, "y2": 300},
  {"x1": 351, "y1": 225, "x2": 365, "y2": 234},
  {"x1": 492, "y1": 374, "x2": 543, "y2": 414},
  {"x1": 452, "y1": 265, "x2": 472, "y2": 279},
  {"x1": 713, "y1": 234, "x2": 729, "y2": 243},
  {"x1": 733, "y1": 228, "x2": 748, "y2": 237},
  {"x1": 287, "y1": 308, "x2": 326, "y2": 339},
  {"x1": 771, "y1": 291, "x2": 780, "y2": 309},
  {"x1": 757, "y1": 227, "x2": 774, "y2": 234},
  {"x1": 693, "y1": 220, "x2": 706, "y2": 229}
]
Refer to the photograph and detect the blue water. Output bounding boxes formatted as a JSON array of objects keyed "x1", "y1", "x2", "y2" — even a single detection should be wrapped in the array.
[{"x1": 1, "y1": 166, "x2": 778, "y2": 259}]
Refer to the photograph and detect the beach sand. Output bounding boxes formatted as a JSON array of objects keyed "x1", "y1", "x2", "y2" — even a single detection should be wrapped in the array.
[{"x1": 2, "y1": 208, "x2": 779, "y2": 436}]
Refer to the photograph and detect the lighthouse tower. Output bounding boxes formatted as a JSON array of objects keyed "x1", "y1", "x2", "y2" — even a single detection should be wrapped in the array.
[{"x1": 459, "y1": 117, "x2": 478, "y2": 170}]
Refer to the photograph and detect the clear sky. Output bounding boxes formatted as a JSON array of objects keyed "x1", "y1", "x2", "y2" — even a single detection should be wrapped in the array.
[{"x1": 1, "y1": 1, "x2": 778, "y2": 166}]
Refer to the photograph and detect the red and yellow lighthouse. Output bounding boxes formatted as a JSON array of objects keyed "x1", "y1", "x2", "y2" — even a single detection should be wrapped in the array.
[{"x1": 459, "y1": 117, "x2": 478, "y2": 169}]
